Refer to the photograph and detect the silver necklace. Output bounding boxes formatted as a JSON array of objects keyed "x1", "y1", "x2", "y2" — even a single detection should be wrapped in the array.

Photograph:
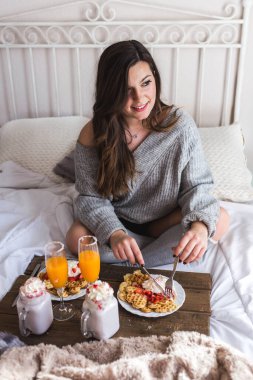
[
  {"x1": 129, "y1": 131, "x2": 138, "y2": 139},
  {"x1": 127, "y1": 128, "x2": 140, "y2": 139}
]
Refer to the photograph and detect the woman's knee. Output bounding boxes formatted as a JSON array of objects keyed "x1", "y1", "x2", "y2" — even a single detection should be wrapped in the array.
[
  {"x1": 65, "y1": 220, "x2": 91, "y2": 255},
  {"x1": 213, "y1": 207, "x2": 230, "y2": 241},
  {"x1": 221, "y1": 207, "x2": 230, "y2": 231}
]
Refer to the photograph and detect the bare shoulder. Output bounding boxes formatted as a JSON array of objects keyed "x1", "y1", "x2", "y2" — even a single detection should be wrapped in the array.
[{"x1": 78, "y1": 120, "x2": 95, "y2": 146}]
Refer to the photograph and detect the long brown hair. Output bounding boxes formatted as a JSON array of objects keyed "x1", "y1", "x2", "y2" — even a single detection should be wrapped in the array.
[{"x1": 93, "y1": 40, "x2": 177, "y2": 198}]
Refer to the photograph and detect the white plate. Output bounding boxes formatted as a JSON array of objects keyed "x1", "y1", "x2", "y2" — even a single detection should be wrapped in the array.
[
  {"x1": 38, "y1": 260, "x2": 86, "y2": 302},
  {"x1": 117, "y1": 278, "x2": 185, "y2": 318}
]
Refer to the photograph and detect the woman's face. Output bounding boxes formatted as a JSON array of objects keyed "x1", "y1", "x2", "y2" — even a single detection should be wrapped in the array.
[{"x1": 123, "y1": 61, "x2": 156, "y2": 126}]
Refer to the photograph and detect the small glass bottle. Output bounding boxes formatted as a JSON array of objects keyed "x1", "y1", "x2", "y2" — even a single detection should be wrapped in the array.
[
  {"x1": 17, "y1": 277, "x2": 53, "y2": 336},
  {"x1": 81, "y1": 280, "x2": 120, "y2": 340}
]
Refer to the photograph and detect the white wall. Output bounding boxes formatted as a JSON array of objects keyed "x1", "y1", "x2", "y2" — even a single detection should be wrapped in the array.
[{"x1": 0, "y1": 0, "x2": 253, "y2": 174}]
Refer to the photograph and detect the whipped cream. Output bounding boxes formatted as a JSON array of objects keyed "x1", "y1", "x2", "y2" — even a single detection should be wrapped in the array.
[
  {"x1": 68, "y1": 261, "x2": 81, "y2": 277},
  {"x1": 86, "y1": 280, "x2": 114, "y2": 310},
  {"x1": 20, "y1": 277, "x2": 46, "y2": 299},
  {"x1": 142, "y1": 275, "x2": 168, "y2": 294}
]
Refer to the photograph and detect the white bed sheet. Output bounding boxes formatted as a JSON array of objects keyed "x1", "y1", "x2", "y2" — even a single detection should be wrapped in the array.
[
  {"x1": 0, "y1": 161, "x2": 77, "y2": 298},
  {"x1": 1, "y1": 161, "x2": 253, "y2": 361},
  {"x1": 156, "y1": 202, "x2": 253, "y2": 361}
]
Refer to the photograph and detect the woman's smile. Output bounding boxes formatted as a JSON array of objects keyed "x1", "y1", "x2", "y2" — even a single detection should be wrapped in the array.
[{"x1": 131, "y1": 102, "x2": 150, "y2": 112}]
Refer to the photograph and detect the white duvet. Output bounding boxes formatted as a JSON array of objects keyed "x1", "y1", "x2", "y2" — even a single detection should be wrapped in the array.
[
  {"x1": 0, "y1": 161, "x2": 76, "y2": 298},
  {"x1": 1, "y1": 161, "x2": 253, "y2": 361}
]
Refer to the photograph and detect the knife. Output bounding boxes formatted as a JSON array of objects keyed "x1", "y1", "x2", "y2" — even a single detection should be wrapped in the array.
[
  {"x1": 11, "y1": 262, "x2": 42, "y2": 308},
  {"x1": 140, "y1": 264, "x2": 169, "y2": 298}
]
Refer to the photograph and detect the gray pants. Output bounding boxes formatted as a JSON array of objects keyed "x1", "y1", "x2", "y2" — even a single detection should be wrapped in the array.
[{"x1": 99, "y1": 224, "x2": 184, "y2": 268}]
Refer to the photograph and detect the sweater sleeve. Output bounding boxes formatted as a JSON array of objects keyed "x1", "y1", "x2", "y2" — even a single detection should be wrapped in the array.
[
  {"x1": 74, "y1": 143, "x2": 127, "y2": 245},
  {"x1": 177, "y1": 118, "x2": 220, "y2": 238}
]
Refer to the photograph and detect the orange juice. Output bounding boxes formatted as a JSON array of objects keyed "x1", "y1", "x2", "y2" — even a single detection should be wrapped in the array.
[
  {"x1": 46, "y1": 256, "x2": 68, "y2": 288},
  {"x1": 79, "y1": 250, "x2": 100, "y2": 282}
]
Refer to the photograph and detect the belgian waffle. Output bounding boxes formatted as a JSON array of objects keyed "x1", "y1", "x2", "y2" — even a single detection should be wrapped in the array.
[{"x1": 119, "y1": 270, "x2": 177, "y2": 313}]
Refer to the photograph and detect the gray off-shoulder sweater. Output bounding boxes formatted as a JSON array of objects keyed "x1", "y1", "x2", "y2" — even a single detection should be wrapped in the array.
[{"x1": 74, "y1": 108, "x2": 219, "y2": 245}]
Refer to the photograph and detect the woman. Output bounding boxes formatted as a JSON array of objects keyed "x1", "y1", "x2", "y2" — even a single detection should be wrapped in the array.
[{"x1": 66, "y1": 40, "x2": 229, "y2": 267}]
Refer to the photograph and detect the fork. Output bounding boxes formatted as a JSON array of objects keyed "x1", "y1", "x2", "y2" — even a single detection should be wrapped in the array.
[{"x1": 165, "y1": 256, "x2": 179, "y2": 296}]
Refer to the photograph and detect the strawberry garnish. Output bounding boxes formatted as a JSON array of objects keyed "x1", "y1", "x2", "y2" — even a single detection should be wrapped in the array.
[{"x1": 134, "y1": 287, "x2": 166, "y2": 304}]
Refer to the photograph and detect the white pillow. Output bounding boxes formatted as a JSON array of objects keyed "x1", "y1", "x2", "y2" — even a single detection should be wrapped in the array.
[
  {"x1": 0, "y1": 116, "x2": 88, "y2": 183},
  {"x1": 198, "y1": 124, "x2": 253, "y2": 202}
]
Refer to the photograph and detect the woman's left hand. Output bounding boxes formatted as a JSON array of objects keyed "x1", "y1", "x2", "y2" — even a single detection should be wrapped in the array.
[{"x1": 173, "y1": 222, "x2": 208, "y2": 264}]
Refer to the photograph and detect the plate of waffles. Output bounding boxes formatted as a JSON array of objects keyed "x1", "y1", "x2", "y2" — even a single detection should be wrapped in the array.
[
  {"x1": 117, "y1": 270, "x2": 185, "y2": 317},
  {"x1": 38, "y1": 260, "x2": 88, "y2": 301}
]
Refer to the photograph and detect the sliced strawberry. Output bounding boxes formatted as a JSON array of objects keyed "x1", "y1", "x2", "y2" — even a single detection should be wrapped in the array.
[{"x1": 135, "y1": 288, "x2": 144, "y2": 294}]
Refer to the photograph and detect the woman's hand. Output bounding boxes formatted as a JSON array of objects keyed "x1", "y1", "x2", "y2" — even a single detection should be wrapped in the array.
[
  {"x1": 109, "y1": 230, "x2": 144, "y2": 265},
  {"x1": 173, "y1": 222, "x2": 208, "y2": 264}
]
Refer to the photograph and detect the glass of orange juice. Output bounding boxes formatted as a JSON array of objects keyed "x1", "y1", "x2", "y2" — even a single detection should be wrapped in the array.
[
  {"x1": 78, "y1": 236, "x2": 100, "y2": 283},
  {"x1": 44, "y1": 241, "x2": 75, "y2": 321}
]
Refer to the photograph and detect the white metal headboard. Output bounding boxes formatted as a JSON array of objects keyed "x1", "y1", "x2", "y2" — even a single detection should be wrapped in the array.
[{"x1": 0, "y1": 0, "x2": 252, "y2": 127}]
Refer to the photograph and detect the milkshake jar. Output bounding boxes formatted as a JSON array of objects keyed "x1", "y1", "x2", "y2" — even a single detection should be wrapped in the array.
[
  {"x1": 17, "y1": 277, "x2": 53, "y2": 336},
  {"x1": 81, "y1": 280, "x2": 120, "y2": 340}
]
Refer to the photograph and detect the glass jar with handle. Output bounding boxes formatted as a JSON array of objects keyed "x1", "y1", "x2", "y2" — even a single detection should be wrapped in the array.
[
  {"x1": 17, "y1": 277, "x2": 53, "y2": 336},
  {"x1": 81, "y1": 280, "x2": 120, "y2": 340}
]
